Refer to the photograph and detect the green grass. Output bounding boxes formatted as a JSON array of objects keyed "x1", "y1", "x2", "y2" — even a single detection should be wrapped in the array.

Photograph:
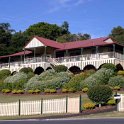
[{"x1": 0, "y1": 92, "x2": 87, "y2": 103}]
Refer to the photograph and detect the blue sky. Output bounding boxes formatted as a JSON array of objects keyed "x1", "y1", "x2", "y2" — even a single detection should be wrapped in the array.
[{"x1": 0, "y1": 0, "x2": 124, "y2": 38}]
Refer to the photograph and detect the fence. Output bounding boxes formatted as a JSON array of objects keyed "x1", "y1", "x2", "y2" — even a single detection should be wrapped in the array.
[
  {"x1": 0, "y1": 96, "x2": 81, "y2": 116},
  {"x1": 117, "y1": 94, "x2": 124, "y2": 111}
]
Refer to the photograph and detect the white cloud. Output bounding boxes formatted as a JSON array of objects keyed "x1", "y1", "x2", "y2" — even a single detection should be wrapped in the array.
[{"x1": 47, "y1": 0, "x2": 92, "y2": 13}]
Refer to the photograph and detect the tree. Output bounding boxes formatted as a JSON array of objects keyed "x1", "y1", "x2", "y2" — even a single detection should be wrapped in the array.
[
  {"x1": 61, "y1": 21, "x2": 70, "y2": 34},
  {"x1": 109, "y1": 26, "x2": 124, "y2": 45},
  {"x1": 24, "y1": 22, "x2": 63, "y2": 41},
  {"x1": 56, "y1": 33, "x2": 91, "y2": 43}
]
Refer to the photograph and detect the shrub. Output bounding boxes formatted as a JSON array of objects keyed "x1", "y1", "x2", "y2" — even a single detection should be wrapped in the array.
[
  {"x1": 107, "y1": 99, "x2": 116, "y2": 105},
  {"x1": 4, "y1": 72, "x2": 28, "y2": 90},
  {"x1": 82, "y1": 68, "x2": 115, "y2": 88},
  {"x1": 44, "y1": 89, "x2": 50, "y2": 93},
  {"x1": 83, "y1": 70, "x2": 96, "y2": 78},
  {"x1": 108, "y1": 75, "x2": 124, "y2": 88},
  {"x1": 68, "y1": 88, "x2": 76, "y2": 93},
  {"x1": 113, "y1": 86, "x2": 121, "y2": 90},
  {"x1": 62, "y1": 88, "x2": 68, "y2": 93},
  {"x1": 87, "y1": 85, "x2": 112, "y2": 104},
  {"x1": 117, "y1": 71, "x2": 124, "y2": 76},
  {"x1": 0, "y1": 69, "x2": 11, "y2": 80},
  {"x1": 27, "y1": 90, "x2": 34, "y2": 94},
  {"x1": 34, "y1": 89, "x2": 40, "y2": 94},
  {"x1": 19, "y1": 67, "x2": 33, "y2": 74},
  {"x1": 53, "y1": 65, "x2": 67, "y2": 72},
  {"x1": 50, "y1": 89, "x2": 56, "y2": 93},
  {"x1": 101, "y1": 63, "x2": 116, "y2": 71},
  {"x1": 63, "y1": 72, "x2": 85, "y2": 91},
  {"x1": 83, "y1": 102, "x2": 95, "y2": 110},
  {"x1": 2, "y1": 89, "x2": 11, "y2": 93},
  {"x1": 82, "y1": 87, "x2": 88, "y2": 93},
  {"x1": 25, "y1": 71, "x2": 72, "y2": 91},
  {"x1": 12, "y1": 89, "x2": 24, "y2": 94}
]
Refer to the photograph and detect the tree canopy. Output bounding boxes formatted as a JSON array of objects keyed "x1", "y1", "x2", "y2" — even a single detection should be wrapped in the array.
[
  {"x1": 0, "y1": 21, "x2": 91, "y2": 56},
  {"x1": 109, "y1": 26, "x2": 124, "y2": 45}
]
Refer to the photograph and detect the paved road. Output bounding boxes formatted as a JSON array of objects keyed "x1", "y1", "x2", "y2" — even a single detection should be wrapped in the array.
[{"x1": 0, "y1": 118, "x2": 124, "y2": 124}]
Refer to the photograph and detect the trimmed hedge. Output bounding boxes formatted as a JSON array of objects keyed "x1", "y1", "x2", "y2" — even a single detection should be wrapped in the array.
[
  {"x1": 87, "y1": 85, "x2": 112, "y2": 104},
  {"x1": 101, "y1": 63, "x2": 116, "y2": 71},
  {"x1": 19, "y1": 67, "x2": 33, "y2": 74},
  {"x1": 0, "y1": 69, "x2": 11, "y2": 80},
  {"x1": 53, "y1": 65, "x2": 68, "y2": 72}
]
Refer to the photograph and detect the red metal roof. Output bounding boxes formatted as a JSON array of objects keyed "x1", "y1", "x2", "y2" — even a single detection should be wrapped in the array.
[
  {"x1": 60, "y1": 37, "x2": 115, "y2": 50},
  {"x1": 0, "y1": 50, "x2": 32, "y2": 59},
  {"x1": 24, "y1": 36, "x2": 121, "y2": 51}
]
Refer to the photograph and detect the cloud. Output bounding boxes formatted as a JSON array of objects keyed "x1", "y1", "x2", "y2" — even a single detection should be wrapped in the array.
[{"x1": 47, "y1": 0, "x2": 92, "y2": 13}]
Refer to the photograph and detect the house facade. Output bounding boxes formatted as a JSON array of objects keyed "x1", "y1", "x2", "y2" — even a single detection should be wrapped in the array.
[{"x1": 0, "y1": 36, "x2": 124, "y2": 73}]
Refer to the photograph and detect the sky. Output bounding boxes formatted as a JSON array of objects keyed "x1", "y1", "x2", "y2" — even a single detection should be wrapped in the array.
[{"x1": 0, "y1": 0, "x2": 124, "y2": 38}]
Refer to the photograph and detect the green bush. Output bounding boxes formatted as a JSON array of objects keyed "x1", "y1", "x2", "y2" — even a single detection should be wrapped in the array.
[
  {"x1": 50, "y1": 89, "x2": 56, "y2": 93},
  {"x1": 107, "y1": 99, "x2": 116, "y2": 105},
  {"x1": 53, "y1": 65, "x2": 67, "y2": 72},
  {"x1": 117, "y1": 71, "x2": 124, "y2": 76},
  {"x1": 34, "y1": 89, "x2": 41, "y2": 93},
  {"x1": 0, "y1": 69, "x2": 11, "y2": 80},
  {"x1": 62, "y1": 88, "x2": 68, "y2": 93},
  {"x1": 87, "y1": 85, "x2": 112, "y2": 104},
  {"x1": 27, "y1": 90, "x2": 34, "y2": 94},
  {"x1": 63, "y1": 73, "x2": 85, "y2": 91},
  {"x1": 4, "y1": 72, "x2": 28, "y2": 90},
  {"x1": 19, "y1": 67, "x2": 33, "y2": 74},
  {"x1": 113, "y1": 86, "x2": 121, "y2": 90},
  {"x1": 101, "y1": 63, "x2": 116, "y2": 71},
  {"x1": 82, "y1": 68, "x2": 115, "y2": 88},
  {"x1": 25, "y1": 70, "x2": 72, "y2": 91},
  {"x1": 82, "y1": 87, "x2": 88, "y2": 93},
  {"x1": 108, "y1": 75, "x2": 124, "y2": 88},
  {"x1": 83, "y1": 102, "x2": 95, "y2": 110},
  {"x1": 2, "y1": 89, "x2": 11, "y2": 93},
  {"x1": 83, "y1": 70, "x2": 96, "y2": 78},
  {"x1": 68, "y1": 88, "x2": 76, "y2": 93},
  {"x1": 44, "y1": 89, "x2": 50, "y2": 93}
]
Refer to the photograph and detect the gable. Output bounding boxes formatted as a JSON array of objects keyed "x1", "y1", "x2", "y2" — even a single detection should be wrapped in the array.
[
  {"x1": 25, "y1": 37, "x2": 45, "y2": 48},
  {"x1": 104, "y1": 38, "x2": 113, "y2": 43}
]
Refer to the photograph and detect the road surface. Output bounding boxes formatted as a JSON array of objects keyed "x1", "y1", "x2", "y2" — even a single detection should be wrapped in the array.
[{"x1": 0, "y1": 118, "x2": 124, "y2": 124}]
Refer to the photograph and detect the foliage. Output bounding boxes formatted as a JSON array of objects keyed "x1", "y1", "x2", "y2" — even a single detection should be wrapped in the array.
[
  {"x1": 109, "y1": 26, "x2": 124, "y2": 45},
  {"x1": 63, "y1": 72, "x2": 85, "y2": 91},
  {"x1": 68, "y1": 88, "x2": 76, "y2": 92},
  {"x1": 82, "y1": 68, "x2": 115, "y2": 88},
  {"x1": 87, "y1": 85, "x2": 112, "y2": 104},
  {"x1": 113, "y1": 86, "x2": 121, "y2": 90},
  {"x1": 50, "y1": 89, "x2": 57, "y2": 93},
  {"x1": 83, "y1": 102, "x2": 95, "y2": 110},
  {"x1": 19, "y1": 67, "x2": 33, "y2": 74},
  {"x1": 0, "y1": 69, "x2": 11, "y2": 80},
  {"x1": 107, "y1": 99, "x2": 116, "y2": 105},
  {"x1": 56, "y1": 33, "x2": 91, "y2": 43},
  {"x1": 3, "y1": 72, "x2": 28, "y2": 90},
  {"x1": 108, "y1": 75, "x2": 124, "y2": 88},
  {"x1": 53, "y1": 65, "x2": 68, "y2": 72},
  {"x1": 12, "y1": 89, "x2": 24, "y2": 94},
  {"x1": 62, "y1": 88, "x2": 68, "y2": 93},
  {"x1": 101, "y1": 63, "x2": 116, "y2": 71},
  {"x1": 25, "y1": 70, "x2": 72, "y2": 91},
  {"x1": 117, "y1": 71, "x2": 124, "y2": 76},
  {"x1": 82, "y1": 87, "x2": 88, "y2": 93},
  {"x1": 44, "y1": 89, "x2": 50, "y2": 93},
  {"x1": 2, "y1": 89, "x2": 11, "y2": 93}
]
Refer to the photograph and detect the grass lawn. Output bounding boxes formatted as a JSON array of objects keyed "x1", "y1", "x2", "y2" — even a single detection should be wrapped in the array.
[{"x1": 0, "y1": 92, "x2": 89, "y2": 103}]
